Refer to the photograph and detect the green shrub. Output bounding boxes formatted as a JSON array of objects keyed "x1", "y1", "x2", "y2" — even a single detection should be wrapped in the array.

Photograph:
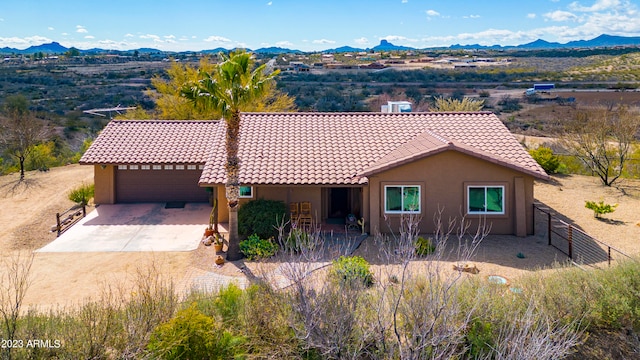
[
  {"x1": 415, "y1": 236, "x2": 435, "y2": 256},
  {"x1": 238, "y1": 199, "x2": 287, "y2": 239},
  {"x1": 466, "y1": 319, "x2": 494, "y2": 358},
  {"x1": 68, "y1": 183, "x2": 94, "y2": 206},
  {"x1": 330, "y1": 256, "x2": 374, "y2": 287},
  {"x1": 214, "y1": 283, "x2": 244, "y2": 325},
  {"x1": 585, "y1": 200, "x2": 617, "y2": 218},
  {"x1": 239, "y1": 234, "x2": 278, "y2": 261},
  {"x1": 529, "y1": 146, "x2": 561, "y2": 173},
  {"x1": 147, "y1": 303, "x2": 245, "y2": 359}
]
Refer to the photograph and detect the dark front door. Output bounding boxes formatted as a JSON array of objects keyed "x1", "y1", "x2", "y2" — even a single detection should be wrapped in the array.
[{"x1": 329, "y1": 188, "x2": 350, "y2": 220}]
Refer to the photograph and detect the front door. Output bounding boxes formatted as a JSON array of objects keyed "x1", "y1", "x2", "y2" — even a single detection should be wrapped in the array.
[{"x1": 329, "y1": 188, "x2": 350, "y2": 221}]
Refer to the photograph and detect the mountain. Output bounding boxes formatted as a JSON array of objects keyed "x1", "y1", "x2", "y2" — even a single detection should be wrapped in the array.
[
  {"x1": 254, "y1": 47, "x2": 303, "y2": 54},
  {"x1": 372, "y1": 40, "x2": 415, "y2": 51},
  {"x1": 325, "y1": 46, "x2": 365, "y2": 53},
  {"x1": 564, "y1": 34, "x2": 640, "y2": 48},
  {"x1": 23, "y1": 42, "x2": 68, "y2": 54},
  {"x1": 518, "y1": 39, "x2": 563, "y2": 49}
]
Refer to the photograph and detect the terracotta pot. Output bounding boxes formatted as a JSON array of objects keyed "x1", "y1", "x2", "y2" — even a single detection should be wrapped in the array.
[
  {"x1": 215, "y1": 255, "x2": 225, "y2": 265},
  {"x1": 204, "y1": 228, "x2": 215, "y2": 237},
  {"x1": 214, "y1": 243, "x2": 223, "y2": 253}
]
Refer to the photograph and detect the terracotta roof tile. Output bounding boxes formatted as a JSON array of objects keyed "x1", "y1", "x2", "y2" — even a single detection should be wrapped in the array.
[
  {"x1": 79, "y1": 120, "x2": 221, "y2": 164},
  {"x1": 198, "y1": 112, "x2": 548, "y2": 185}
]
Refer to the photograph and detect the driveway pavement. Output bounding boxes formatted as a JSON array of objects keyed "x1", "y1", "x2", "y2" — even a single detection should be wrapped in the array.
[{"x1": 37, "y1": 203, "x2": 210, "y2": 252}]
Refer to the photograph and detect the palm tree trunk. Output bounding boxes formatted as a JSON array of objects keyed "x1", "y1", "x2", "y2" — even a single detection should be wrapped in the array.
[{"x1": 225, "y1": 111, "x2": 242, "y2": 261}]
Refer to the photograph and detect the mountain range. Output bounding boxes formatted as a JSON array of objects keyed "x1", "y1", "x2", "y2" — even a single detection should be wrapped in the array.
[{"x1": 2, "y1": 34, "x2": 639, "y2": 55}]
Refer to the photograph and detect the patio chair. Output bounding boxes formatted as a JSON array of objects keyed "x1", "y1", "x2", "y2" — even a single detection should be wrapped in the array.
[
  {"x1": 299, "y1": 201, "x2": 312, "y2": 227},
  {"x1": 289, "y1": 202, "x2": 299, "y2": 224}
]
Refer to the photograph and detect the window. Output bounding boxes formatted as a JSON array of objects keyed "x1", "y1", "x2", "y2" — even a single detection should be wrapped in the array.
[
  {"x1": 117, "y1": 165, "x2": 127, "y2": 170},
  {"x1": 152, "y1": 165, "x2": 162, "y2": 170},
  {"x1": 164, "y1": 165, "x2": 173, "y2": 170},
  {"x1": 129, "y1": 165, "x2": 139, "y2": 170},
  {"x1": 187, "y1": 164, "x2": 196, "y2": 170},
  {"x1": 467, "y1": 186, "x2": 504, "y2": 214},
  {"x1": 384, "y1": 185, "x2": 420, "y2": 214},
  {"x1": 175, "y1": 165, "x2": 185, "y2": 170},
  {"x1": 239, "y1": 186, "x2": 253, "y2": 198},
  {"x1": 141, "y1": 165, "x2": 150, "y2": 170}
]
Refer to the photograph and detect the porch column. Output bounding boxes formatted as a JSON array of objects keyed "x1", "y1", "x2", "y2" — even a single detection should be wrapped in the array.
[
  {"x1": 369, "y1": 178, "x2": 380, "y2": 235},
  {"x1": 362, "y1": 186, "x2": 370, "y2": 233}
]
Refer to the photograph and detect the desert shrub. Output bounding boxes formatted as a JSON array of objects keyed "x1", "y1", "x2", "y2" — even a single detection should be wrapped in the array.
[
  {"x1": 238, "y1": 199, "x2": 287, "y2": 239},
  {"x1": 585, "y1": 200, "x2": 617, "y2": 218},
  {"x1": 415, "y1": 236, "x2": 435, "y2": 256},
  {"x1": 283, "y1": 228, "x2": 312, "y2": 253},
  {"x1": 213, "y1": 283, "x2": 244, "y2": 325},
  {"x1": 529, "y1": 146, "x2": 561, "y2": 173},
  {"x1": 68, "y1": 183, "x2": 94, "y2": 206},
  {"x1": 239, "y1": 234, "x2": 278, "y2": 261},
  {"x1": 466, "y1": 319, "x2": 494, "y2": 358},
  {"x1": 147, "y1": 303, "x2": 245, "y2": 359},
  {"x1": 330, "y1": 256, "x2": 374, "y2": 287}
]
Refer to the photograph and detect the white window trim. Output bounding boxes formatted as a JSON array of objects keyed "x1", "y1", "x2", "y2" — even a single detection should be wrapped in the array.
[
  {"x1": 152, "y1": 164, "x2": 162, "y2": 170},
  {"x1": 117, "y1": 165, "x2": 127, "y2": 170},
  {"x1": 141, "y1": 165, "x2": 150, "y2": 170},
  {"x1": 384, "y1": 185, "x2": 421, "y2": 214},
  {"x1": 187, "y1": 164, "x2": 197, "y2": 170},
  {"x1": 239, "y1": 185, "x2": 254, "y2": 199},
  {"x1": 164, "y1": 165, "x2": 173, "y2": 170},
  {"x1": 130, "y1": 165, "x2": 139, "y2": 170},
  {"x1": 467, "y1": 185, "x2": 505, "y2": 215},
  {"x1": 176, "y1": 164, "x2": 185, "y2": 170}
]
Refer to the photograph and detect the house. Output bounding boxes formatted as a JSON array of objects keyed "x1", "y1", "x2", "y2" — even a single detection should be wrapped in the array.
[{"x1": 80, "y1": 112, "x2": 548, "y2": 236}]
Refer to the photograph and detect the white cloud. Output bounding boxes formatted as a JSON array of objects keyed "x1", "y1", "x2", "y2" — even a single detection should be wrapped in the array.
[
  {"x1": 354, "y1": 37, "x2": 369, "y2": 45},
  {"x1": 164, "y1": 35, "x2": 176, "y2": 39},
  {"x1": 76, "y1": 25, "x2": 88, "y2": 34},
  {"x1": 402, "y1": 0, "x2": 408, "y2": 3},
  {"x1": 61, "y1": 32, "x2": 68, "y2": 36},
  {"x1": 275, "y1": 41, "x2": 293, "y2": 47},
  {"x1": 84, "y1": 35, "x2": 94, "y2": 39},
  {"x1": 380, "y1": 35, "x2": 418, "y2": 43},
  {"x1": 267, "y1": 1, "x2": 272, "y2": 5},
  {"x1": 569, "y1": 0, "x2": 620, "y2": 12},
  {"x1": 139, "y1": 34, "x2": 163, "y2": 43},
  {"x1": 463, "y1": 14, "x2": 480, "y2": 19},
  {"x1": 312, "y1": 39, "x2": 336, "y2": 44},
  {"x1": 544, "y1": 10, "x2": 579, "y2": 21},
  {"x1": 124, "y1": 33, "x2": 134, "y2": 38},
  {"x1": 48, "y1": 27, "x2": 54, "y2": 31},
  {"x1": 426, "y1": 9, "x2": 440, "y2": 17},
  {"x1": 0, "y1": 18, "x2": 4, "y2": 22},
  {"x1": 0, "y1": 36, "x2": 53, "y2": 49},
  {"x1": 527, "y1": 13, "x2": 537, "y2": 19},
  {"x1": 204, "y1": 35, "x2": 232, "y2": 43}
]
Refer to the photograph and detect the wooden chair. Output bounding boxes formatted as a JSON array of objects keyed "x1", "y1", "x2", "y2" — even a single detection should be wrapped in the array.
[
  {"x1": 299, "y1": 201, "x2": 312, "y2": 227},
  {"x1": 289, "y1": 202, "x2": 299, "y2": 225}
]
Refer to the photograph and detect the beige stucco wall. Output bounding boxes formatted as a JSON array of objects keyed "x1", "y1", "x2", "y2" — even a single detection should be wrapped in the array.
[
  {"x1": 215, "y1": 185, "x2": 322, "y2": 223},
  {"x1": 368, "y1": 150, "x2": 535, "y2": 236},
  {"x1": 93, "y1": 165, "x2": 116, "y2": 204}
]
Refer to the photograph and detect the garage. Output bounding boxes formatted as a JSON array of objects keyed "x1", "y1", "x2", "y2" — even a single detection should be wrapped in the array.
[{"x1": 115, "y1": 164, "x2": 209, "y2": 203}]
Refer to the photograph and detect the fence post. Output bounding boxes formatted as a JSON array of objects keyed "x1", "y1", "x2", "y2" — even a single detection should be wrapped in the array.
[
  {"x1": 608, "y1": 247, "x2": 612, "y2": 267},
  {"x1": 56, "y1": 212, "x2": 62, "y2": 237},
  {"x1": 568, "y1": 224, "x2": 573, "y2": 260},
  {"x1": 82, "y1": 204, "x2": 86, "y2": 217}
]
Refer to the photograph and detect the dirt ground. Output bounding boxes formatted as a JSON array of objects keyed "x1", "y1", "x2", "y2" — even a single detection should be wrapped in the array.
[{"x1": 2, "y1": 165, "x2": 640, "y2": 309}]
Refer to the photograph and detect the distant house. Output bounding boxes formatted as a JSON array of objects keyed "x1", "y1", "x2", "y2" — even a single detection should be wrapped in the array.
[{"x1": 80, "y1": 112, "x2": 548, "y2": 236}]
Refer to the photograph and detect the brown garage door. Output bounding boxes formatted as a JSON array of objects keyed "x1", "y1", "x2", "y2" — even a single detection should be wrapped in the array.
[{"x1": 115, "y1": 165, "x2": 208, "y2": 203}]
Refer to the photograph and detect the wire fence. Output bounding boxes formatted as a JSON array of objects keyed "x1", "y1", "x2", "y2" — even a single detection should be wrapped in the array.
[{"x1": 533, "y1": 202, "x2": 632, "y2": 268}]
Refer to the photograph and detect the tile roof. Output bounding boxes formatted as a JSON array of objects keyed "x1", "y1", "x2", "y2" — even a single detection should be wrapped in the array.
[
  {"x1": 79, "y1": 120, "x2": 222, "y2": 164},
  {"x1": 198, "y1": 112, "x2": 549, "y2": 185}
]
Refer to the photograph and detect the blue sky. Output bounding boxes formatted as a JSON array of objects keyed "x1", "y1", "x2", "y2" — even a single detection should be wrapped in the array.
[{"x1": 1, "y1": 0, "x2": 639, "y2": 52}]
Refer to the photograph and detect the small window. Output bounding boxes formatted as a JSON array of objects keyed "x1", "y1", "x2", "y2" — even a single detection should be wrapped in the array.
[
  {"x1": 176, "y1": 165, "x2": 185, "y2": 170},
  {"x1": 164, "y1": 165, "x2": 173, "y2": 170},
  {"x1": 152, "y1": 165, "x2": 162, "y2": 170},
  {"x1": 129, "y1": 165, "x2": 139, "y2": 170},
  {"x1": 141, "y1": 165, "x2": 150, "y2": 170},
  {"x1": 384, "y1": 185, "x2": 420, "y2": 214},
  {"x1": 198, "y1": 164, "x2": 205, "y2": 170},
  {"x1": 239, "y1": 186, "x2": 253, "y2": 198},
  {"x1": 467, "y1": 186, "x2": 504, "y2": 215},
  {"x1": 117, "y1": 165, "x2": 127, "y2": 170},
  {"x1": 187, "y1": 164, "x2": 196, "y2": 170}
]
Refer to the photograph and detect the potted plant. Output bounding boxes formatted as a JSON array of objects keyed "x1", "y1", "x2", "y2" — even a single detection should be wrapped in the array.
[
  {"x1": 213, "y1": 233, "x2": 224, "y2": 253},
  {"x1": 204, "y1": 199, "x2": 218, "y2": 237}
]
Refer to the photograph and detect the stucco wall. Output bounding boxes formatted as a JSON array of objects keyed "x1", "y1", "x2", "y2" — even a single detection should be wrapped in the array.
[
  {"x1": 93, "y1": 165, "x2": 116, "y2": 204},
  {"x1": 368, "y1": 151, "x2": 535, "y2": 236}
]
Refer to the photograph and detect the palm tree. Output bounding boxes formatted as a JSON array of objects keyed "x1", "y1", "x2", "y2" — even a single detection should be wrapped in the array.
[{"x1": 182, "y1": 50, "x2": 279, "y2": 261}]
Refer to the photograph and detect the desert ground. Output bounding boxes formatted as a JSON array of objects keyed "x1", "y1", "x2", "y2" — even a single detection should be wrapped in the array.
[{"x1": 1, "y1": 164, "x2": 639, "y2": 309}]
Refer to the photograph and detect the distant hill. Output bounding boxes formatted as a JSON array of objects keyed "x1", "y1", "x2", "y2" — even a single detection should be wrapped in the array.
[{"x1": 1, "y1": 34, "x2": 639, "y2": 56}]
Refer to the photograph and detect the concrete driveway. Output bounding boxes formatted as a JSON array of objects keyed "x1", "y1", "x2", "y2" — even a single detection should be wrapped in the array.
[{"x1": 37, "y1": 203, "x2": 211, "y2": 252}]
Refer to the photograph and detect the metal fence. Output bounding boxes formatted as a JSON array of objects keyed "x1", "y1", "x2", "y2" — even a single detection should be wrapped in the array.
[{"x1": 534, "y1": 202, "x2": 632, "y2": 268}]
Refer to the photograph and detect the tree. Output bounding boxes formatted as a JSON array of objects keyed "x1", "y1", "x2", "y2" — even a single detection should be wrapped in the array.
[
  {"x1": 182, "y1": 50, "x2": 281, "y2": 261},
  {"x1": 562, "y1": 106, "x2": 640, "y2": 186},
  {"x1": 0, "y1": 95, "x2": 49, "y2": 181},
  {"x1": 149, "y1": 57, "x2": 294, "y2": 120},
  {"x1": 430, "y1": 96, "x2": 484, "y2": 112}
]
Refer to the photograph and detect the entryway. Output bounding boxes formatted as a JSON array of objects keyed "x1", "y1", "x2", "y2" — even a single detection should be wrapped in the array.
[{"x1": 325, "y1": 187, "x2": 362, "y2": 225}]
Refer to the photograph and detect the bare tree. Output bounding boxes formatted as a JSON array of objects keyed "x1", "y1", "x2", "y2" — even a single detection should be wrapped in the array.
[
  {"x1": 561, "y1": 105, "x2": 640, "y2": 186},
  {"x1": 0, "y1": 95, "x2": 49, "y2": 181},
  {"x1": 0, "y1": 252, "x2": 34, "y2": 360}
]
